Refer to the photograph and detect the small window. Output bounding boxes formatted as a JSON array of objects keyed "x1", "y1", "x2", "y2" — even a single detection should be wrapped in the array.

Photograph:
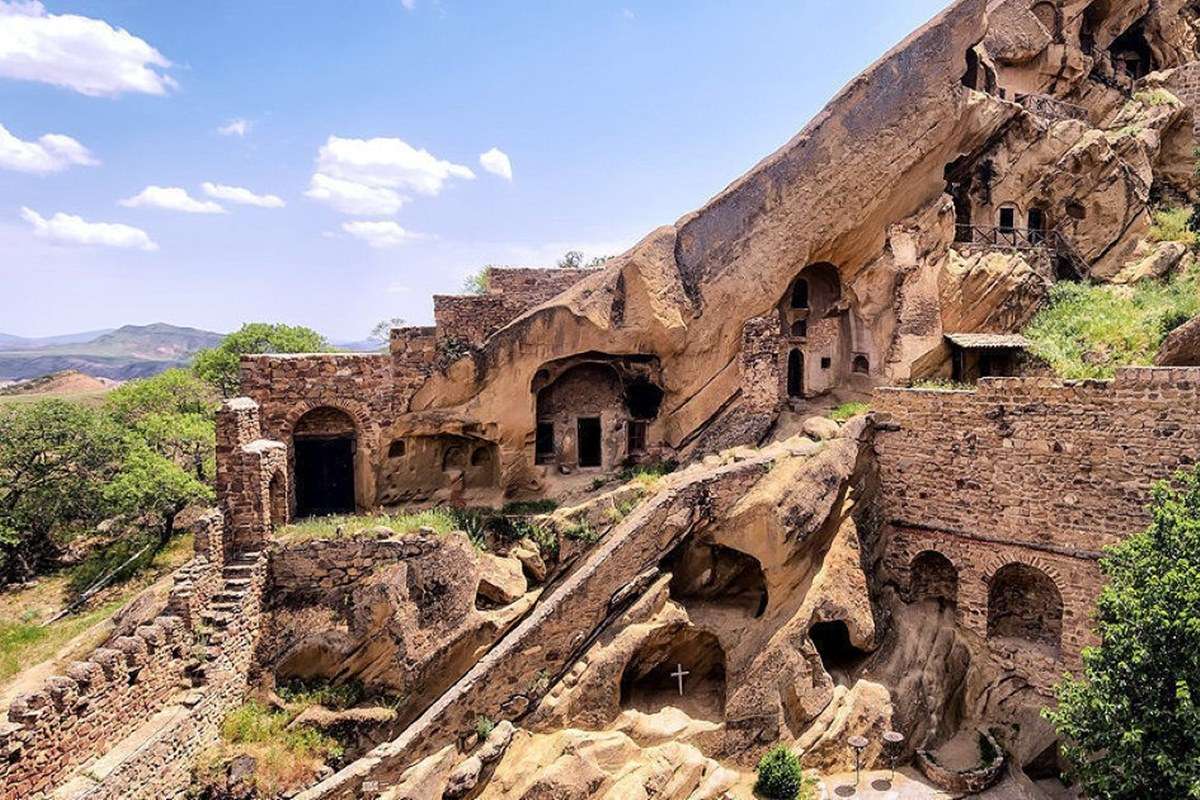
[
  {"x1": 470, "y1": 447, "x2": 492, "y2": 467},
  {"x1": 791, "y1": 320, "x2": 808, "y2": 338},
  {"x1": 790, "y1": 279, "x2": 809, "y2": 310},
  {"x1": 535, "y1": 422, "x2": 554, "y2": 465},
  {"x1": 387, "y1": 439, "x2": 406, "y2": 458},
  {"x1": 443, "y1": 446, "x2": 466, "y2": 471},
  {"x1": 998, "y1": 206, "x2": 1016, "y2": 232},
  {"x1": 820, "y1": 357, "x2": 832, "y2": 370},
  {"x1": 852, "y1": 355, "x2": 869, "y2": 375},
  {"x1": 627, "y1": 421, "x2": 647, "y2": 454}
]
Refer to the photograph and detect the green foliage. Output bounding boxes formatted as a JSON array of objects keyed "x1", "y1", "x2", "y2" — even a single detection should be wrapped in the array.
[
  {"x1": 500, "y1": 500, "x2": 558, "y2": 516},
  {"x1": 1023, "y1": 275, "x2": 1200, "y2": 379},
  {"x1": 474, "y1": 714, "x2": 496, "y2": 740},
  {"x1": 1047, "y1": 465, "x2": 1200, "y2": 799},
  {"x1": 829, "y1": 401, "x2": 869, "y2": 422},
  {"x1": 562, "y1": 518, "x2": 599, "y2": 543},
  {"x1": 277, "y1": 677, "x2": 365, "y2": 710},
  {"x1": 461, "y1": 266, "x2": 493, "y2": 295},
  {"x1": 219, "y1": 701, "x2": 344, "y2": 785},
  {"x1": 617, "y1": 461, "x2": 677, "y2": 491},
  {"x1": 1134, "y1": 88, "x2": 1180, "y2": 107},
  {"x1": 192, "y1": 322, "x2": 329, "y2": 397},
  {"x1": 557, "y1": 250, "x2": 609, "y2": 269},
  {"x1": 908, "y1": 378, "x2": 975, "y2": 391},
  {"x1": 104, "y1": 369, "x2": 217, "y2": 481},
  {"x1": 754, "y1": 745, "x2": 815, "y2": 800},
  {"x1": 0, "y1": 400, "x2": 125, "y2": 584},
  {"x1": 1149, "y1": 207, "x2": 1198, "y2": 248},
  {"x1": 103, "y1": 442, "x2": 213, "y2": 544}
]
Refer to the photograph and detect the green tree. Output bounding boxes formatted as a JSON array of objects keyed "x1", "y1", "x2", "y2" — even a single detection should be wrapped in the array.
[
  {"x1": 104, "y1": 369, "x2": 218, "y2": 480},
  {"x1": 1046, "y1": 465, "x2": 1200, "y2": 799},
  {"x1": 193, "y1": 323, "x2": 329, "y2": 397},
  {"x1": 462, "y1": 266, "x2": 493, "y2": 295},
  {"x1": 754, "y1": 745, "x2": 815, "y2": 800},
  {"x1": 557, "y1": 250, "x2": 609, "y2": 269},
  {"x1": 104, "y1": 442, "x2": 213, "y2": 547},
  {"x1": 369, "y1": 317, "x2": 406, "y2": 344},
  {"x1": 0, "y1": 401, "x2": 124, "y2": 583}
]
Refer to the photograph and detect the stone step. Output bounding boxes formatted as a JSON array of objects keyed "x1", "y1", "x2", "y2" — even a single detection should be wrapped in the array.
[{"x1": 212, "y1": 592, "x2": 245, "y2": 604}]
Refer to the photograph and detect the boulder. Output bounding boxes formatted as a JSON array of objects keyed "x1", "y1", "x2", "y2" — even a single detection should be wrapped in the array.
[
  {"x1": 1112, "y1": 241, "x2": 1188, "y2": 284},
  {"x1": 509, "y1": 539, "x2": 547, "y2": 583},
  {"x1": 1156, "y1": 314, "x2": 1200, "y2": 366},
  {"x1": 442, "y1": 755, "x2": 482, "y2": 799},
  {"x1": 477, "y1": 554, "x2": 528, "y2": 605},
  {"x1": 802, "y1": 416, "x2": 841, "y2": 442}
]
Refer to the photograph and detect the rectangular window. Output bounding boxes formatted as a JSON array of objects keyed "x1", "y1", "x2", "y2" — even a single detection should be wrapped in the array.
[
  {"x1": 627, "y1": 421, "x2": 647, "y2": 454},
  {"x1": 998, "y1": 206, "x2": 1016, "y2": 232},
  {"x1": 535, "y1": 422, "x2": 554, "y2": 464},
  {"x1": 820, "y1": 356, "x2": 832, "y2": 369},
  {"x1": 577, "y1": 417, "x2": 602, "y2": 468}
]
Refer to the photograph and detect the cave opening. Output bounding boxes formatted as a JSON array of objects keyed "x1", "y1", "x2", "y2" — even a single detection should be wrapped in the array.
[
  {"x1": 1109, "y1": 22, "x2": 1155, "y2": 81},
  {"x1": 666, "y1": 540, "x2": 769, "y2": 618},
  {"x1": 809, "y1": 620, "x2": 868, "y2": 684},
  {"x1": 625, "y1": 378, "x2": 665, "y2": 420},
  {"x1": 619, "y1": 628, "x2": 727, "y2": 721}
]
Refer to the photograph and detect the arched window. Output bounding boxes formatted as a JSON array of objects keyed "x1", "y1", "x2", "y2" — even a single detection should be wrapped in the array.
[
  {"x1": 988, "y1": 563, "x2": 1064, "y2": 652},
  {"x1": 909, "y1": 551, "x2": 958, "y2": 605},
  {"x1": 443, "y1": 445, "x2": 466, "y2": 471},
  {"x1": 852, "y1": 354, "x2": 870, "y2": 375},
  {"x1": 790, "y1": 279, "x2": 809, "y2": 309},
  {"x1": 791, "y1": 320, "x2": 808, "y2": 338}
]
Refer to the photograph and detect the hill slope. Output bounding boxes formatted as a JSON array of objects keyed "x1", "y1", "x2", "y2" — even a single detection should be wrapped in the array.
[{"x1": 0, "y1": 324, "x2": 223, "y2": 381}]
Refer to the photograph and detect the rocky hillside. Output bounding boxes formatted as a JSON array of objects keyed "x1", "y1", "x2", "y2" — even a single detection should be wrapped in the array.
[{"x1": 0, "y1": 323, "x2": 223, "y2": 381}]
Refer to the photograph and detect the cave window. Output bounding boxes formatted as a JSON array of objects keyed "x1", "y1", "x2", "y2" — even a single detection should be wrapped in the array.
[
  {"x1": 998, "y1": 205, "x2": 1017, "y2": 233},
  {"x1": 470, "y1": 447, "x2": 492, "y2": 467},
  {"x1": 535, "y1": 422, "x2": 554, "y2": 465},
  {"x1": 962, "y1": 46, "x2": 980, "y2": 90},
  {"x1": 791, "y1": 319, "x2": 808, "y2": 338},
  {"x1": 909, "y1": 550, "x2": 959, "y2": 606},
  {"x1": 809, "y1": 621, "x2": 868, "y2": 685},
  {"x1": 790, "y1": 279, "x2": 810, "y2": 310},
  {"x1": 387, "y1": 439, "x2": 406, "y2": 459},
  {"x1": 820, "y1": 357, "x2": 832, "y2": 370},
  {"x1": 987, "y1": 562, "x2": 1064, "y2": 653},
  {"x1": 666, "y1": 541, "x2": 769, "y2": 618},
  {"x1": 1065, "y1": 201, "x2": 1086, "y2": 221},
  {"x1": 625, "y1": 379, "x2": 664, "y2": 420},
  {"x1": 577, "y1": 417, "x2": 602, "y2": 468},
  {"x1": 1109, "y1": 24, "x2": 1155, "y2": 82},
  {"x1": 442, "y1": 445, "x2": 466, "y2": 472},
  {"x1": 852, "y1": 354, "x2": 870, "y2": 375},
  {"x1": 787, "y1": 349, "x2": 805, "y2": 398},
  {"x1": 627, "y1": 421, "x2": 647, "y2": 455}
]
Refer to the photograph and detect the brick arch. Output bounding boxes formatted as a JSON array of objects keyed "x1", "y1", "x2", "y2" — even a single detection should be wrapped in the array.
[
  {"x1": 908, "y1": 549, "x2": 959, "y2": 606},
  {"x1": 985, "y1": 559, "x2": 1064, "y2": 652},
  {"x1": 281, "y1": 398, "x2": 379, "y2": 444},
  {"x1": 979, "y1": 549, "x2": 1065, "y2": 588}
]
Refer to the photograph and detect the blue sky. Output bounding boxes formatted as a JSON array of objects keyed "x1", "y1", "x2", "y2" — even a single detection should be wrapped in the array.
[{"x1": 0, "y1": 0, "x2": 949, "y2": 341}]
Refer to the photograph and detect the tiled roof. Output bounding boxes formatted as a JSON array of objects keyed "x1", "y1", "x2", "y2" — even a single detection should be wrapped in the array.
[{"x1": 945, "y1": 333, "x2": 1032, "y2": 350}]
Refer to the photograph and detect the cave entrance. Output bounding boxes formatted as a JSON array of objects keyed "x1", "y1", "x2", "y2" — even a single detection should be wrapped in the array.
[
  {"x1": 619, "y1": 628, "x2": 726, "y2": 721},
  {"x1": 667, "y1": 540, "x2": 769, "y2": 618},
  {"x1": 787, "y1": 349, "x2": 805, "y2": 398},
  {"x1": 909, "y1": 550, "x2": 959, "y2": 607},
  {"x1": 577, "y1": 417, "x2": 602, "y2": 468},
  {"x1": 809, "y1": 620, "x2": 868, "y2": 685},
  {"x1": 1109, "y1": 23, "x2": 1154, "y2": 82},
  {"x1": 293, "y1": 407, "x2": 357, "y2": 518},
  {"x1": 987, "y1": 563, "x2": 1064, "y2": 654}
]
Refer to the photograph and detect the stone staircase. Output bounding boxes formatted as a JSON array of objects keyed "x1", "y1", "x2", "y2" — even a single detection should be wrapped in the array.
[{"x1": 193, "y1": 550, "x2": 262, "y2": 675}]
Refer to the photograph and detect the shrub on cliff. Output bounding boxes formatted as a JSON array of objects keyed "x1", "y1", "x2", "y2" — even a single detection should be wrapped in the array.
[
  {"x1": 1047, "y1": 465, "x2": 1200, "y2": 799},
  {"x1": 754, "y1": 745, "x2": 816, "y2": 799},
  {"x1": 193, "y1": 322, "x2": 329, "y2": 397}
]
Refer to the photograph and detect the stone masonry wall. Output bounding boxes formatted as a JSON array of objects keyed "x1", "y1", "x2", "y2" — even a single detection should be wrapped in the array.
[
  {"x1": 268, "y1": 535, "x2": 445, "y2": 607},
  {"x1": 432, "y1": 294, "x2": 513, "y2": 346},
  {"x1": 217, "y1": 399, "x2": 289, "y2": 554},
  {"x1": 1165, "y1": 61, "x2": 1200, "y2": 136},
  {"x1": 873, "y1": 367, "x2": 1200, "y2": 684},
  {"x1": 0, "y1": 514, "x2": 264, "y2": 800}
]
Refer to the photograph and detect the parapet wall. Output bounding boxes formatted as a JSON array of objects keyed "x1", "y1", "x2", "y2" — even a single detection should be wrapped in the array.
[
  {"x1": 268, "y1": 535, "x2": 445, "y2": 606},
  {"x1": 432, "y1": 268, "x2": 596, "y2": 347},
  {"x1": 874, "y1": 367, "x2": 1200, "y2": 682}
]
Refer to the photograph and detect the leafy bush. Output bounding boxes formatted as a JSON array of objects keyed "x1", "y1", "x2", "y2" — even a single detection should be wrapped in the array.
[
  {"x1": 1134, "y1": 88, "x2": 1180, "y2": 107},
  {"x1": 562, "y1": 519, "x2": 600, "y2": 543},
  {"x1": 754, "y1": 745, "x2": 815, "y2": 799},
  {"x1": 829, "y1": 401, "x2": 869, "y2": 421},
  {"x1": 1023, "y1": 275, "x2": 1200, "y2": 379},
  {"x1": 461, "y1": 266, "x2": 493, "y2": 295},
  {"x1": 1149, "y1": 207, "x2": 1198, "y2": 248},
  {"x1": 193, "y1": 323, "x2": 330, "y2": 397},
  {"x1": 474, "y1": 714, "x2": 496, "y2": 739},
  {"x1": 1047, "y1": 465, "x2": 1200, "y2": 797}
]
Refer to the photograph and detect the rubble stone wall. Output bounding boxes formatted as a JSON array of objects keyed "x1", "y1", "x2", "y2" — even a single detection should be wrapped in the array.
[
  {"x1": 433, "y1": 294, "x2": 513, "y2": 345},
  {"x1": 1165, "y1": 61, "x2": 1200, "y2": 136},
  {"x1": 874, "y1": 367, "x2": 1200, "y2": 684},
  {"x1": 268, "y1": 535, "x2": 445, "y2": 606},
  {"x1": 217, "y1": 399, "x2": 289, "y2": 553}
]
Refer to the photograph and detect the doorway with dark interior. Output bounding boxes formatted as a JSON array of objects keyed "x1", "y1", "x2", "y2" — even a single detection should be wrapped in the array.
[
  {"x1": 787, "y1": 349, "x2": 805, "y2": 398},
  {"x1": 577, "y1": 417, "x2": 602, "y2": 468},
  {"x1": 294, "y1": 437, "x2": 355, "y2": 517}
]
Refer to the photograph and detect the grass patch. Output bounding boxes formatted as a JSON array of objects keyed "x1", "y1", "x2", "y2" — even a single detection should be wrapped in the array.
[
  {"x1": 829, "y1": 402, "x2": 869, "y2": 422},
  {"x1": 500, "y1": 499, "x2": 558, "y2": 516},
  {"x1": 617, "y1": 461, "x2": 676, "y2": 492},
  {"x1": 1134, "y1": 88, "x2": 1179, "y2": 107},
  {"x1": 0, "y1": 532, "x2": 194, "y2": 688},
  {"x1": 209, "y1": 701, "x2": 344, "y2": 797},
  {"x1": 1149, "y1": 207, "x2": 1198, "y2": 248},
  {"x1": 562, "y1": 518, "x2": 600, "y2": 544},
  {"x1": 275, "y1": 509, "x2": 457, "y2": 543},
  {"x1": 1023, "y1": 275, "x2": 1200, "y2": 379}
]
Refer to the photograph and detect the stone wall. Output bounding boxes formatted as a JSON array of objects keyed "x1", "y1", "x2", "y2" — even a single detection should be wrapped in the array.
[
  {"x1": 217, "y1": 399, "x2": 289, "y2": 553},
  {"x1": 432, "y1": 269, "x2": 595, "y2": 347},
  {"x1": 268, "y1": 535, "x2": 445, "y2": 606},
  {"x1": 873, "y1": 367, "x2": 1200, "y2": 683},
  {"x1": 0, "y1": 514, "x2": 265, "y2": 800},
  {"x1": 1165, "y1": 61, "x2": 1200, "y2": 136}
]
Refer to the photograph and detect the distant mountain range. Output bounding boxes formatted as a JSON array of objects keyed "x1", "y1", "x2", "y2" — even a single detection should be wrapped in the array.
[
  {"x1": 0, "y1": 323, "x2": 383, "y2": 383},
  {"x1": 0, "y1": 323, "x2": 224, "y2": 381}
]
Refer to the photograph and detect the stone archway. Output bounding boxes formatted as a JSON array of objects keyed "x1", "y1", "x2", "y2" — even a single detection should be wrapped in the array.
[
  {"x1": 910, "y1": 550, "x2": 959, "y2": 606},
  {"x1": 987, "y1": 562, "x2": 1064, "y2": 653},
  {"x1": 282, "y1": 398, "x2": 378, "y2": 514},
  {"x1": 292, "y1": 406, "x2": 358, "y2": 517},
  {"x1": 619, "y1": 627, "x2": 726, "y2": 721}
]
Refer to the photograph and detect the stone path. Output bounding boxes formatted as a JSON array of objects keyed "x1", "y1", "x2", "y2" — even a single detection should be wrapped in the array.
[{"x1": 814, "y1": 768, "x2": 953, "y2": 800}]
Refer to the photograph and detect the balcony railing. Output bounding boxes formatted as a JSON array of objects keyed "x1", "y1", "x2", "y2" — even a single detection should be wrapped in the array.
[{"x1": 955, "y1": 224, "x2": 1051, "y2": 250}]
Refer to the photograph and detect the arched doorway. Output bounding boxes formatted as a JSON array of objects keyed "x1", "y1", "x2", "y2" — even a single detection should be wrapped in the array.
[
  {"x1": 293, "y1": 407, "x2": 357, "y2": 518},
  {"x1": 909, "y1": 550, "x2": 958, "y2": 606},
  {"x1": 987, "y1": 563, "x2": 1063, "y2": 652},
  {"x1": 620, "y1": 628, "x2": 726, "y2": 721},
  {"x1": 787, "y1": 349, "x2": 804, "y2": 398}
]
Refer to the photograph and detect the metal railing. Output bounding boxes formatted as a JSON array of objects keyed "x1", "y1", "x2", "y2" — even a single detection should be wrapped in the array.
[{"x1": 954, "y1": 224, "x2": 1051, "y2": 250}]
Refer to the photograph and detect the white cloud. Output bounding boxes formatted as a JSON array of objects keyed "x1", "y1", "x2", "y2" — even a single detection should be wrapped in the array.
[
  {"x1": 305, "y1": 173, "x2": 406, "y2": 216},
  {"x1": 621, "y1": 8, "x2": 635, "y2": 20},
  {"x1": 120, "y1": 185, "x2": 226, "y2": 214},
  {"x1": 20, "y1": 206, "x2": 157, "y2": 250},
  {"x1": 0, "y1": 122, "x2": 97, "y2": 173},
  {"x1": 385, "y1": 281, "x2": 411, "y2": 294},
  {"x1": 0, "y1": 1, "x2": 176, "y2": 97},
  {"x1": 201, "y1": 182, "x2": 284, "y2": 208},
  {"x1": 342, "y1": 220, "x2": 423, "y2": 249},
  {"x1": 479, "y1": 147, "x2": 512, "y2": 181},
  {"x1": 400, "y1": 0, "x2": 415, "y2": 9},
  {"x1": 217, "y1": 118, "x2": 250, "y2": 137}
]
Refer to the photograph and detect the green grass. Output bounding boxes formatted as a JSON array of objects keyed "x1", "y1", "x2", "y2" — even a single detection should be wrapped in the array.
[
  {"x1": 829, "y1": 402, "x2": 869, "y2": 422},
  {"x1": 1023, "y1": 274, "x2": 1200, "y2": 379},
  {"x1": 1149, "y1": 207, "x2": 1198, "y2": 248},
  {"x1": 212, "y1": 700, "x2": 345, "y2": 796},
  {"x1": 1134, "y1": 89, "x2": 1180, "y2": 107},
  {"x1": 617, "y1": 461, "x2": 677, "y2": 492},
  {"x1": 275, "y1": 509, "x2": 457, "y2": 542}
]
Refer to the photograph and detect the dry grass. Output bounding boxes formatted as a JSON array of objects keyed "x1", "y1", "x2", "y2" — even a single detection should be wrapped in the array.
[{"x1": 274, "y1": 509, "x2": 457, "y2": 543}]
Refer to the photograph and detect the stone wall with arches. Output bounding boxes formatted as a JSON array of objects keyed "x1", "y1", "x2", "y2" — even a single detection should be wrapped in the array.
[{"x1": 875, "y1": 367, "x2": 1200, "y2": 687}]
